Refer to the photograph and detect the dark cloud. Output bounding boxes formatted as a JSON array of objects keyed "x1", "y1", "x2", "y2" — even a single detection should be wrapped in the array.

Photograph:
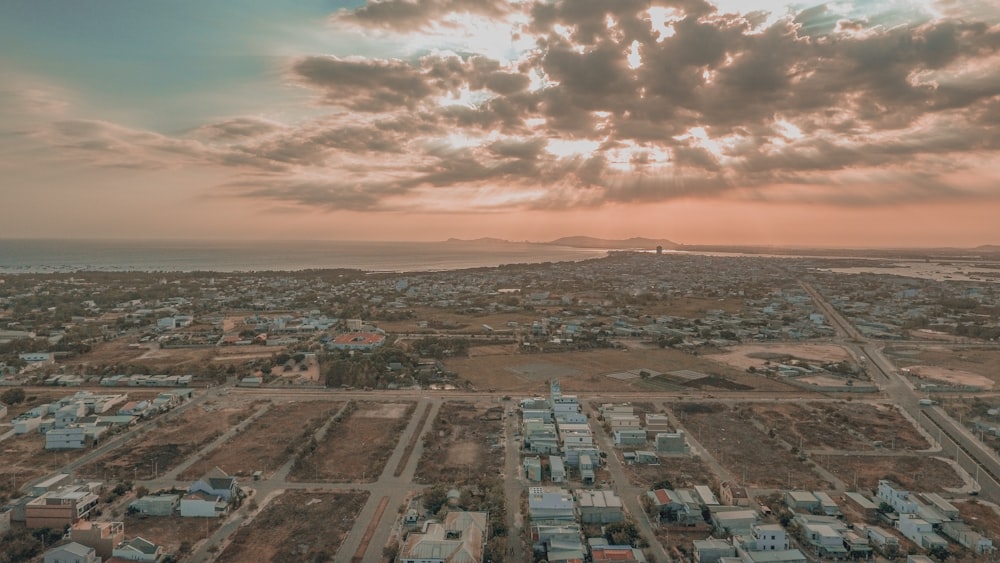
[{"x1": 338, "y1": 0, "x2": 510, "y2": 32}]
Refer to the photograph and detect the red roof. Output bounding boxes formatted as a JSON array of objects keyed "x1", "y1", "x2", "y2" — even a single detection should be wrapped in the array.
[{"x1": 332, "y1": 332, "x2": 385, "y2": 345}]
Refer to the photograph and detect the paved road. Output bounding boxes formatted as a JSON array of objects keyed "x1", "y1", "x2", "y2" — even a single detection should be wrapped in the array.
[
  {"x1": 502, "y1": 409, "x2": 528, "y2": 561},
  {"x1": 582, "y1": 402, "x2": 671, "y2": 563},
  {"x1": 801, "y1": 280, "x2": 1000, "y2": 503}
]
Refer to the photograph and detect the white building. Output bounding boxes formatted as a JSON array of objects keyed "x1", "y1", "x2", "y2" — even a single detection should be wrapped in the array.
[
  {"x1": 878, "y1": 480, "x2": 920, "y2": 514},
  {"x1": 750, "y1": 524, "x2": 789, "y2": 551},
  {"x1": 46, "y1": 426, "x2": 86, "y2": 450}
]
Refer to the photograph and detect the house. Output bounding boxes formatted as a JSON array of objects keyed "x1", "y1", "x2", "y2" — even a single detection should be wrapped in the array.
[
  {"x1": 43, "y1": 542, "x2": 100, "y2": 563},
  {"x1": 720, "y1": 482, "x2": 750, "y2": 507},
  {"x1": 735, "y1": 547, "x2": 808, "y2": 563},
  {"x1": 694, "y1": 538, "x2": 736, "y2": 563},
  {"x1": 70, "y1": 520, "x2": 124, "y2": 560},
  {"x1": 878, "y1": 479, "x2": 920, "y2": 514},
  {"x1": 26, "y1": 487, "x2": 100, "y2": 529},
  {"x1": 897, "y1": 514, "x2": 948, "y2": 550},
  {"x1": 128, "y1": 494, "x2": 179, "y2": 517},
  {"x1": 783, "y1": 491, "x2": 819, "y2": 512},
  {"x1": 180, "y1": 491, "x2": 228, "y2": 518},
  {"x1": 712, "y1": 509, "x2": 757, "y2": 536},
  {"x1": 528, "y1": 487, "x2": 575, "y2": 523},
  {"x1": 549, "y1": 456, "x2": 566, "y2": 483},
  {"x1": 614, "y1": 428, "x2": 647, "y2": 446},
  {"x1": 749, "y1": 524, "x2": 788, "y2": 551},
  {"x1": 532, "y1": 523, "x2": 584, "y2": 560},
  {"x1": 188, "y1": 467, "x2": 241, "y2": 501},
  {"x1": 694, "y1": 485, "x2": 720, "y2": 507},
  {"x1": 46, "y1": 426, "x2": 87, "y2": 450},
  {"x1": 635, "y1": 450, "x2": 659, "y2": 464},
  {"x1": 399, "y1": 511, "x2": 486, "y2": 563},
  {"x1": 590, "y1": 541, "x2": 647, "y2": 563},
  {"x1": 111, "y1": 536, "x2": 164, "y2": 562},
  {"x1": 577, "y1": 489, "x2": 624, "y2": 524},
  {"x1": 524, "y1": 457, "x2": 543, "y2": 482},
  {"x1": 329, "y1": 332, "x2": 386, "y2": 351},
  {"x1": 655, "y1": 431, "x2": 690, "y2": 454},
  {"x1": 843, "y1": 492, "x2": 878, "y2": 522},
  {"x1": 579, "y1": 455, "x2": 595, "y2": 485},
  {"x1": 813, "y1": 491, "x2": 841, "y2": 516}
]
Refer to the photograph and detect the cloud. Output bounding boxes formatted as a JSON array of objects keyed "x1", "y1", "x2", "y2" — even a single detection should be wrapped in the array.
[{"x1": 11, "y1": 0, "x2": 1000, "y2": 215}]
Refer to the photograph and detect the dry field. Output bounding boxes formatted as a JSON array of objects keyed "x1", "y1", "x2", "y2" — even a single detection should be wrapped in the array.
[
  {"x1": 671, "y1": 402, "x2": 831, "y2": 490},
  {"x1": 0, "y1": 434, "x2": 90, "y2": 500},
  {"x1": 78, "y1": 398, "x2": 264, "y2": 480},
  {"x1": 639, "y1": 296, "x2": 745, "y2": 318},
  {"x1": 956, "y1": 500, "x2": 1000, "y2": 544},
  {"x1": 887, "y1": 346, "x2": 1000, "y2": 387},
  {"x1": 414, "y1": 401, "x2": 505, "y2": 485},
  {"x1": 750, "y1": 401, "x2": 929, "y2": 451},
  {"x1": 379, "y1": 306, "x2": 539, "y2": 335},
  {"x1": 708, "y1": 343, "x2": 853, "y2": 372},
  {"x1": 813, "y1": 455, "x2": 964, "y2": 492},
  {"x1": 289, "y1": 401, "x2": 415, "y2": 483},
  {"x1": 445, "y1": 347, "x2": 800, "y2": 394},
  {"x1": 178, "y1": 400, "x2": 338, "y2": 480},
  {"x1": 123, "y1": 512, "x2": 220, "y2": 556},
  {"x1": 216, "y1": 490, "x2": 369, "y2": 563},
  {"x1": 623, "y1": 454, "x2": 712, "y2": 489}
]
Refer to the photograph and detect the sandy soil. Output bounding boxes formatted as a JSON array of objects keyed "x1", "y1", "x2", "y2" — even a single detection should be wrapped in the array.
[
  {"x1": 908, "y1": 365, "x2": 994, "y2": 389},
  {"x1": 289, "y1": 401, "x2": 414, "y2": 483},
  {"x1": 124, "y1": 512, "x2": 220, "y2": 555},
  {"x1": 415, "y1": 401, "x2": 504, "y2": 485},
  {"x1": 813, "y1": 454, "x2": 964, "y2": 491},
  {"x1": 709, "y1": 343, "x2": 853, "y2": 371},
  {"x1": 179, "y1": 400, "x2": 337, "y2": 480},
  {"x1": 217, "y1": 490, "x2": 368, "y2": 563}
]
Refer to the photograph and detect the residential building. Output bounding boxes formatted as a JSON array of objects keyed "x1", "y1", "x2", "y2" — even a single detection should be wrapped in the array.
[
  {"x1": 720, "y1": 482, "x2": 750, "y2": 507},
  {"x1": 579, "y1": 455, "x2": 595, "y2": 485},
  {"x1": 329, "y1": 332, "x2": 385, "y2": 351},
  {"x1": 179, "y1": 491, "x2": 228, "y2": 518},
  {"x1": 712, "y1": 509, "x2": 758, "y2": 537},
  {"x1": 128, "y1": 494, "x2": 179, "y2": 517},
  {"x1": 695, "y1": 485, "x2": 720, "y2": 507},
  {"x1": 549, "y1": 456, "x2": 565, "y2": 483},
  {"x1": 750, "y1": 524, "x2": 788, "y2": 551},
  {"x1": 843, "y1": 492, "x2": 878, "y2": 522},
  {"x1": 655, "y1": 431, "x2": 690, "y2": 454},
  {"x1": 528, "y1": 487, "x2": 575, "y2": 524},
  {"x1": 878, "y1": 480, "x2": 920, "y2": 514},
  {"x1": 614, "y1": 429, "x2": 647, "y2": 446},
  {"x1": 576, "y1": 489, "x2": 624, "y2": 524},
  {"x1": 813, "y1": 491, "x2": 840, "y2": 516},
  {"x1": 399, "y1": 511, "x2": 486, "y2": 563},
  {"x1": 43, "y1": 542, "x2": 100, "y2": 563},
  {"x1": 26, "y1": 487, "x2": 99, "y2": 529},
  {"x1": 524, "y1": 457, "x2": 543, "y2": 482},
  {"x1": 783, "y1": 491, "x2": 819, "y2": 512},
  {"x1": 694, "y1": 538, "x2": 737, "y2": 563},
  {"x1": 188, "y1": 467, "x2": 241, "y2": 501},
  {"x1": 896, "y1": 514, "x2": 948, "y2": 550},
  {"x1": 70, "y1": 520, "x2": 124, "y2": 560},
  {"x1": 46, "y1": 426, "x2": 87, "y2": 450},
  {"x1": 111, "y1": 537, "x2": 164, "y2": 562}
]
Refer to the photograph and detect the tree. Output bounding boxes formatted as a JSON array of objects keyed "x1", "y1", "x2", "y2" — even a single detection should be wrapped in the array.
[
  {"x1": 605, "y1": 521, "x2": 640, "y2": 546},
  {"x1": 422, "y1": 485, "x2": 450, "y2": 515},
  {"x1": 1, "y1": 387, "x2": 25, "y2": 405},
  {"x1": 135, "y1": 485, "x2": 149, "y2": 499}
]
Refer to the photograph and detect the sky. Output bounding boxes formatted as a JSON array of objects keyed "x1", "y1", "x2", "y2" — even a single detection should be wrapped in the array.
[{"x1": 1, "y1": 0, "x2": 999, "y2": 247}]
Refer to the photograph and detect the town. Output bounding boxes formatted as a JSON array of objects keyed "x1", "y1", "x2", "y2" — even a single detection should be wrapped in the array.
[{"x1": 2, "y1": 249, "x2": 1000, "y2": 562}]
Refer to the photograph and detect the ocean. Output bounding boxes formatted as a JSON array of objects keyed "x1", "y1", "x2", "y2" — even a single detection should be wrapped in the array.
[{"x1": 0, "y1": 239, "x2": 609, "y2": 273}]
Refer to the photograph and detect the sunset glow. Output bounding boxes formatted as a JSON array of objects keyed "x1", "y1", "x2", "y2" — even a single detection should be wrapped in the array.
[{"x1": 1, "y1": 0, "x2": 999, "y2": 246}]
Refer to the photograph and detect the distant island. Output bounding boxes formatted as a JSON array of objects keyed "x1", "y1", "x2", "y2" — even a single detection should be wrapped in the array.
[{"x1": 444, "y1": 236, "x2": 680, "y2": 249}]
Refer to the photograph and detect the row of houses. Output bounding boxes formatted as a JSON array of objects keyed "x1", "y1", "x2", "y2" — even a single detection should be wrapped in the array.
[
  {"x1": 877, "y1": 480, "x2": 993, "y2": 554},
  {"x1": 520, "y1": 381, "x2": 601, "y2": 484},
  {"x1": 529, "y1": 486, "x2": 639, "y2": 562},
  {"x1": 42, "y1": 520, "x2": 165, "y2": 563}
]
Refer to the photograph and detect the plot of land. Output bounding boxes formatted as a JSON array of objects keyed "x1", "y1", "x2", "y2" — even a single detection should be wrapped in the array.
[
  {"x1": 887, "y1": 347, "x2": 1000, "y2": 387},
  {"x1": 671, "y1": 402, "x2": 831, "y2": 490},
  {"x1": 750, "y1": 401, "x2": 930, "y2": 451},
  {"x1": 813, "y1": 455, "x2": 964, "y2": 491},
  {"x1": 123, "y1": 512, "x2": 220, "y2": 555},
  {"x1": 0, "y1": 434, "x2": 90, "y2": 501},
  {"x1": 415, "y1": 401, "x2": 505, "y2": 485},
  {"x1": 79, "y1": 398, "x2": 264, "y2": 480},
  {"x1": 907, "y1": 365, "x2": 993, "y2": 389},
  {"x1": 289, "y1": 401, "x2": 414, "y2": 483},
  {"x1": 446, "y1": 347, "x2": 799, "y2": 393},
  {"x1": 179, "y1": 400, "x2": 338, "y2": 480},
  {"x1": 217, "y1": 490, "x2": 369, "y2": 563},
  {"x1": 623, "y1": 453, "x2": 712, "y2": 489},
  {"x1": 709, "y1": 343, "x2": 853, "y2": 372},
  {"x1": 956, "y1": 500, "x2": 1000, "y2": 543}
]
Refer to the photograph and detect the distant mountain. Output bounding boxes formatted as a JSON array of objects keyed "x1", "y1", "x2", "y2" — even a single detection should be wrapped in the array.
[
  {"x1": 546, "y1": 236, "x2": 680, "y2": 249},
  {"x1": 444, "y1": 237, "x2": 513, "y2": 244}
]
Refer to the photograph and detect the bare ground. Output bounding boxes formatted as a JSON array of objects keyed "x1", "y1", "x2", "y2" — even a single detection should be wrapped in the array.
[
  {"x1": 216, "y1": 490, "x2": 369, "y2": 563},
  {"x1": 289, "y1": 401, "x2": 415, "y2": 483},
  {"x1": 178, "y1": 400, "x2": 338, "y2": 480},
  {"x1": 415, "y1": 401, "x2": 505, "y2": 485}
]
